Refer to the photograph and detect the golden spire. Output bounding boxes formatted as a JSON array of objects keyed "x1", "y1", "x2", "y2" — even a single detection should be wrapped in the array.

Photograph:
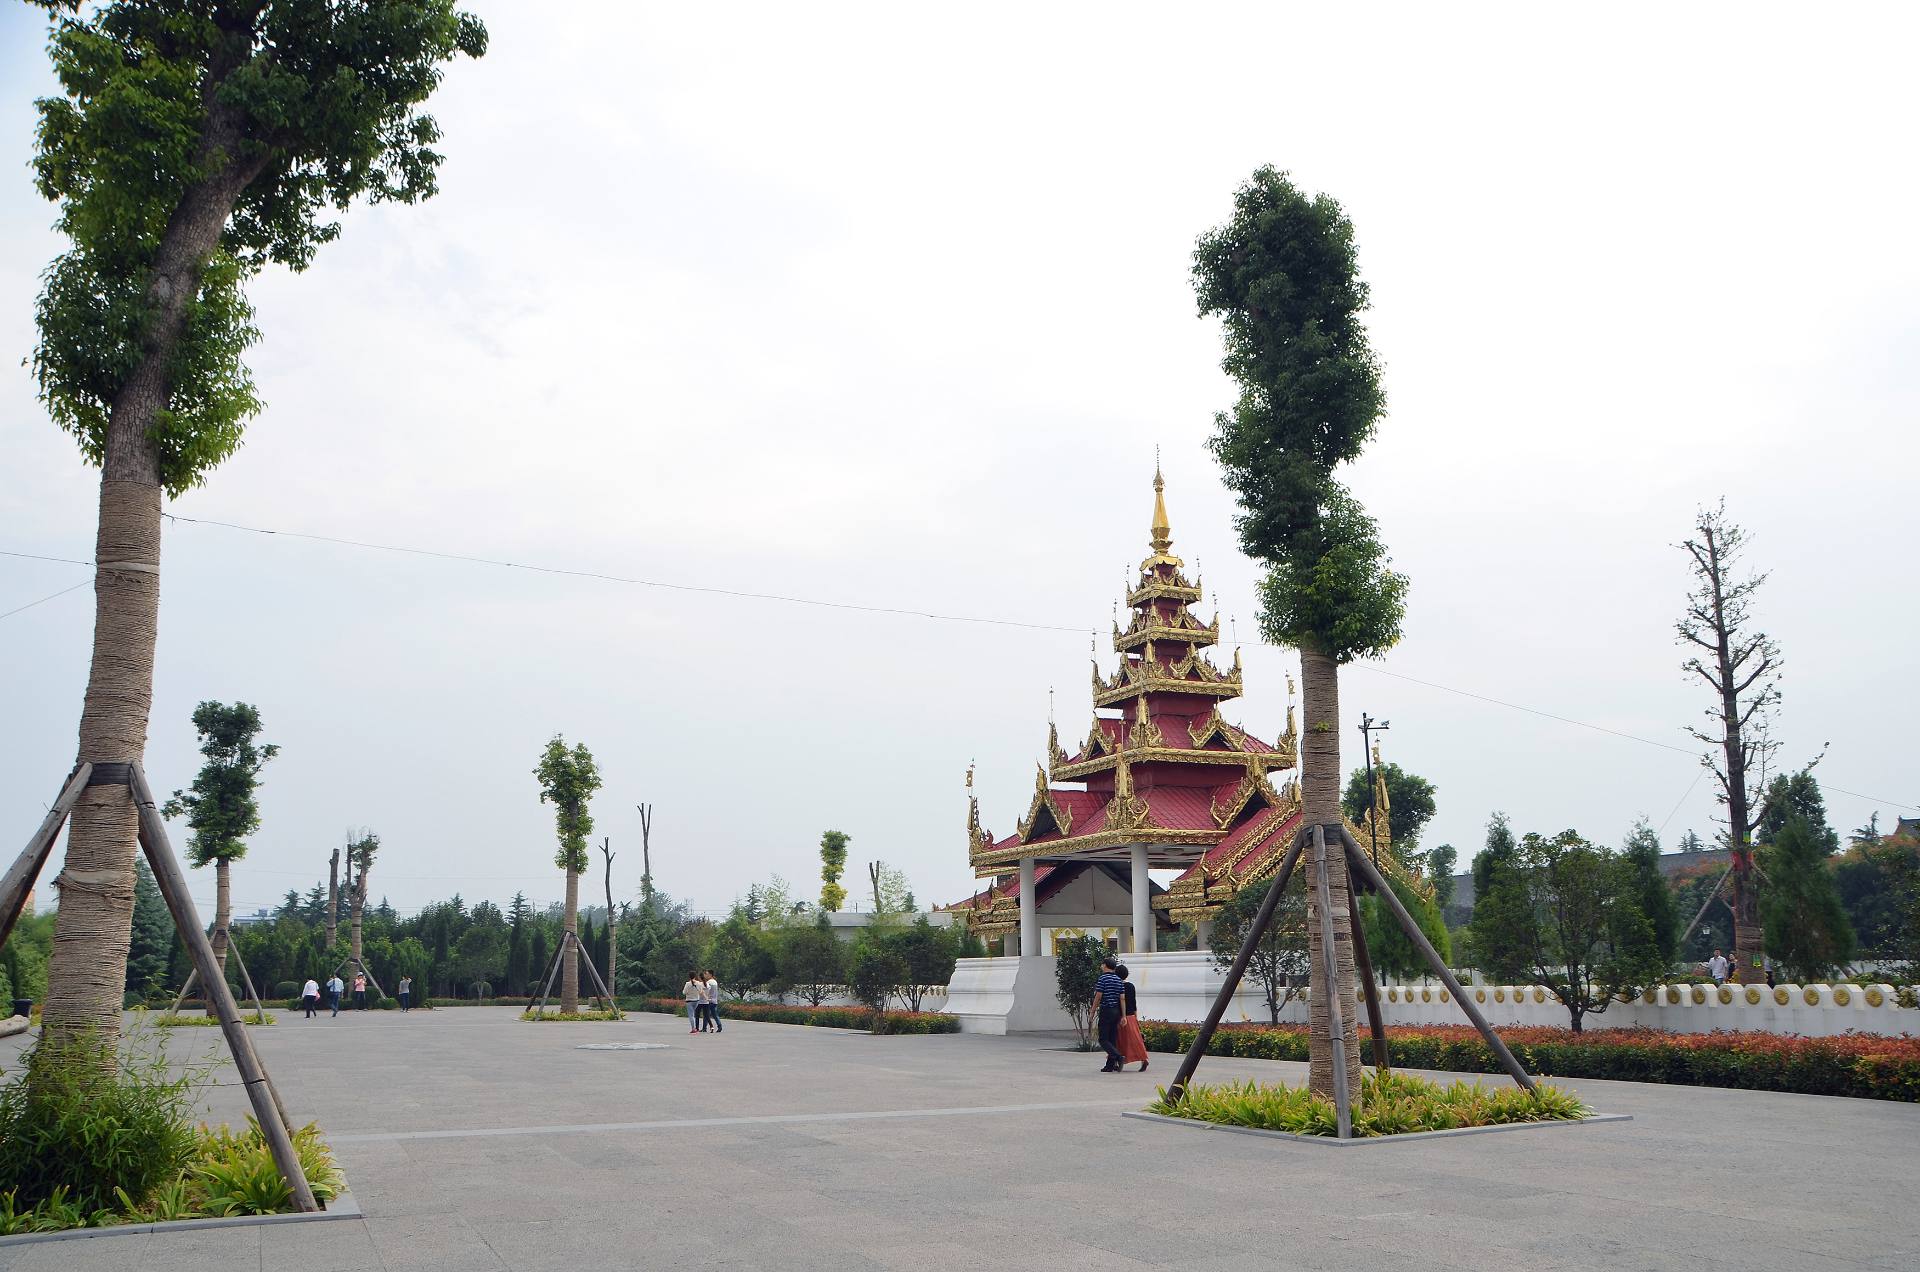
[{"x1": 1149, "y1": 459, "x2": 1172, "y2": 555}]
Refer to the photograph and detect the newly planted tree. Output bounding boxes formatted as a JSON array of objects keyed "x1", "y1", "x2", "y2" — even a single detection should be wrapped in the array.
[
  {"x1": 1677, "y1": 502, "x2": 1789, "y2": 984},
  {"x1": 1195, "y1": 167, "x2": 1408, "y2": 1098},
  {"x1": 26, "y1": 0, "x2": 486, "y2": 1051},
  {"x1": 818, "y1": 830, "x2": 849, "y2": 912},
  {"x1": 346, "y1": 831, "x2": 379, "y2": 976},
  {"x1": 161, "y1": 701, "x2": 277, "y2": 978},
  {"x1": 534, "y1": 736, "x2": 601, "y2": 1014},
  {"x1": 1208, "y1": 876, "x2": 1310, "y2": 1024}
]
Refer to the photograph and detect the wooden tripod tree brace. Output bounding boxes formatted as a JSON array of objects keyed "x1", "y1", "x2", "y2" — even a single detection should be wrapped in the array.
[
  {"x1": 527, "y1": 930, "x2": 620, "y2": 1017},
  {"x1": 127, "y1": 764, "x2": 319, "y2": 1211},
  {"x1": 0, "y1": 763, "x2": 93, "y2": 951},
  {"x1": 1337, "y1": 825, "x2": 1535, "y2": 1093},
  {"x1": 1311, "y1": 825, "x2": 1355, "y2": 1139},
  {"x1": 1347, "y1": 885, "x2": 1390, "y2": 1073},
  {"x1": 1164, "y1": 825, "x2": 1306, "y2": 1104}
]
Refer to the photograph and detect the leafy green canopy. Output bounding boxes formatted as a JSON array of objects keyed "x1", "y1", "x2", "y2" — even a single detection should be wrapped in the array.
[
  {"x1": 818, "y1": 830, "x2": 849, "y2": 912},
  {"x1": 160, "y1": 700, "x2": 277, "y2": 868},
  {"x1": 1194, "y1": 167, "x2": 1405, "y2": 662},
  {"x1": 1760, "y1": 816, "x2": 1856, "y2": 981},
  {"x1": 1340, "y1": 760, "x2": 1437, "y2": 856},
  {"x1": 534, "y1": 737, "x2": 601, "y2": 875},
  {"x1": 27, "y1": 0, "x2": 486, "y2": 495}
]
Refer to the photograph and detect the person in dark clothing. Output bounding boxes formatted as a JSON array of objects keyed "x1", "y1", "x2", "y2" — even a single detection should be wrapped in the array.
[{"x1": 1092, "y1": 956, "x2": 1127, "y2": 1073}]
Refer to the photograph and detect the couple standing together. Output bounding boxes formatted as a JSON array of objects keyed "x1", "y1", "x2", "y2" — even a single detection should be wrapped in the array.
[
  {"x1": 1092, "y1": 956, "x2": 1148, "y2": 1073},
  {"x1": 683, "y1": 970, "x2": 723, "y2": 1033}
]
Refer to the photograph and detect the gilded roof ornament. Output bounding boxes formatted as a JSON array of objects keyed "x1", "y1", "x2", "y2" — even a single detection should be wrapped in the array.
[{"x1": 1150, "y1": 463, "x2": 1172, "y2": 556}]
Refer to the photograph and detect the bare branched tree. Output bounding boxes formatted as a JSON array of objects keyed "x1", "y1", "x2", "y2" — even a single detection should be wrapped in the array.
[{"x1": 1677, "y1": 501, "x2": 1782, "y2": 983}]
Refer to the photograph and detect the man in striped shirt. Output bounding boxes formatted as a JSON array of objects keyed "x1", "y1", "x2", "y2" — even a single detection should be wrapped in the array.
[{"x1": 1092, "y1": 957, "x2": 1127, "y2": 1073}]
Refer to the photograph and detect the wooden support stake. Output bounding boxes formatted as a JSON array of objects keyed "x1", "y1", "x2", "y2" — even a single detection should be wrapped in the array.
[
  {"x1": 1338, "y1": 826, "x2": 1535, "y2": 1093},
  {"x1": 570, "y1": 931, "x2": 621, "y2": 1014},
  {"x1": 1165, "y1": 825, "x2": 1307, "y2": 1105},
  {"x1": 166, "y1": 965, "x2": 201, "y2": 1021},
  {"x1": 0, "y1": 763, "x2": 93, "y2": 952},
  {"x1": 1347, "y1": 886, "x2": 1390, "y2": 1073},
  {"x1": 1311, "y1": 824, "x2": 1354, "y2": 1139},
  {"x1": 226, "y1": 939, "x2": 297, "y2": 1139},
  {"x1": 530, "y1": 938, "x2": 566, "y2": 1016},
  {"x1": 129, "y1": 763, "x2": 318, "y2": 1213}
]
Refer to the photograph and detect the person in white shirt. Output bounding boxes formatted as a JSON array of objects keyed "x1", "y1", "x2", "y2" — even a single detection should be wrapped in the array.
[
  {"x1": 704, "y1": 972, "x2": 722, "y2": 1034},
  {"x1": 1708, "y1": 951, "x2": 1730, "y2": 985},
  {"x1": 301, "y1": 978, "x2": 320, "y2": 1019},
  {"x1": 683, "y1": 972, "x2": 703, "y2": 1034}
]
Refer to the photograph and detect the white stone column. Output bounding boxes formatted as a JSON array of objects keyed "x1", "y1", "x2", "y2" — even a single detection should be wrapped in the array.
[
  {"x1": 1018, "y1": 858, "x2": 1039, "y2": 957},
  {"x1": 1002, "y1": 930, "x2": 1018, "y2": 957},
  {"x1": 1130, "y1": 844, "x2": 1151, "y2": 954},
  {"x1": 1194, "y1": 918, "x2": 1213, "y2": 950}
]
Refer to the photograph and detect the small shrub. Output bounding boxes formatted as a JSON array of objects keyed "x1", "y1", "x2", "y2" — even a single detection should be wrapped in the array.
[
  {"x1": 521, "y1": 1009, "x2": 623, "y2": 1022},
  {"x1": 0, "y1": 1030, "x2": 204, "y2": 1214},
  {"x1": 1148, "y1": 1071, "x2": 1590, "y2": 1137}
]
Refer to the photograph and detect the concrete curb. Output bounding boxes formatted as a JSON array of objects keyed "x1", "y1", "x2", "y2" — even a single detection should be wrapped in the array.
[
  {"x1": 1121, "y1": 1110, "x2": 1632, "y2": 1146},
  {"x1": 0, "y1": 1191, "x2": 361, "y2": 1246}
]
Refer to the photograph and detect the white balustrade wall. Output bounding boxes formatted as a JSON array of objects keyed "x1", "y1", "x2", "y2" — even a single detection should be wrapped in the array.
[{"x1": 941, "y1": 951, "x2": 1917, "y2": 1037}]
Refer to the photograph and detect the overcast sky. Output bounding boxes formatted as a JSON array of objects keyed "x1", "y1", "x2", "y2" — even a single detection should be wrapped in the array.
[{"x1": 3, "y1": 4, "x2": 1915, "y2": 922}]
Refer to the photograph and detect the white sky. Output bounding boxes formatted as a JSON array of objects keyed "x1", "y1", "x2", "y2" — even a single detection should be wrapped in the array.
[{"x1": 2, "y1": 3, "x2": 1915, "y2": 920}]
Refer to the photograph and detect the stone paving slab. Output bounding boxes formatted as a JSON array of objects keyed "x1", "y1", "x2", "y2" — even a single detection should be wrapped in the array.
[{"x1": 0, "y1": 1008, "x2": 1914, "y2": 1270}]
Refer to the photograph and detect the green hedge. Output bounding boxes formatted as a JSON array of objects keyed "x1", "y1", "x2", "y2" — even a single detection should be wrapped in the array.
[
  {"x1": 1137, "y1": 1021, "x2": 1920, "y2": 1102},
  {"x1": 631, "y1": 998, "x2": 959, "y2": 1034}
]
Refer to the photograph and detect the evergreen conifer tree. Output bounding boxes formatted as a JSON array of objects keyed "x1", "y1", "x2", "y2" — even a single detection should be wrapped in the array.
[{"x1": 1760, "y1": 816, "x2": 1855, "y2": 981}]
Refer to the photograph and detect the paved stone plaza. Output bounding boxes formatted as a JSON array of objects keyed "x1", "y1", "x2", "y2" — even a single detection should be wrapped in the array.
[{"x1": 1, "y1": 1008, "x2": 1915, "y2": 1271}]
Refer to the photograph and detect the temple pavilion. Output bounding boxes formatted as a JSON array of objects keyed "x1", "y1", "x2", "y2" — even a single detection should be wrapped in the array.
[{"x1": 952, "y1": 468, "x2": 1413, "y2": 957}]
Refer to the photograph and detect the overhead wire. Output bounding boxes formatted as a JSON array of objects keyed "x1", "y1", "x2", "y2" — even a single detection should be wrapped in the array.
[{"x1": 3, "y1": 514, "x2": 1913, "y2": 812}]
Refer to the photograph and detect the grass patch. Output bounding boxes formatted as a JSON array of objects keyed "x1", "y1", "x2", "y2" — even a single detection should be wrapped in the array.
[
  {"x1": 152, "y1": 1013, "x2": 275, "y2": 1027},
  {"x1": 520, "y1": 1009, "x2": 622, "y2": 1022},
  {"x1": 1147, "y1": 1071, "x2": 1591, "y2": 1138},
  {"x1": 0, "y1": 1027, "x2": 341, "y2": 1236}
]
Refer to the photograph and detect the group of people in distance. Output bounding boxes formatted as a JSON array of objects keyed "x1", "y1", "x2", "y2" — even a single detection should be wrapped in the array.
[
  {"x1": 297, "y1": 970, "x2": 415, "y2": 1017},
  {"x1": 1091, "y1": 955, "x2": 1149, "y2": 1073},
  {"x1": 682, "y1": 969, "x2": 723, "y2": 1034}
]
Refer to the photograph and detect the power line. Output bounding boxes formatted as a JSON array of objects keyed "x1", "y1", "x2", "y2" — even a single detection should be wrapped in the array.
[
  {"x1": 0, "y1": 579, "x2": 89, "y2": 621},
  {"x1": 6, "y1": 517, "x2": 1913, "y2": 812}
]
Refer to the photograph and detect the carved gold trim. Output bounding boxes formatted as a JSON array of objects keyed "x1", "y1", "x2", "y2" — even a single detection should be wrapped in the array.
[
  {"x1": 1011, "y1": 763, "x2": 1074, "y2": 843},
  {"x1": 972, "y1": 824, "x2": 1226, "y2": 872},
  {"x1": 1050, "y1": 744, "x2": 1289, "y2": 783},
  {"x1": 1130, "y1": 696, "x2": 1163, "y2": 749}
]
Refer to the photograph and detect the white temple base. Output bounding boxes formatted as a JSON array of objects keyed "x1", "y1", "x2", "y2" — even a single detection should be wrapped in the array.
[{"x1": 944, "y1": 956, "x2": 1073, "y2": 1034}]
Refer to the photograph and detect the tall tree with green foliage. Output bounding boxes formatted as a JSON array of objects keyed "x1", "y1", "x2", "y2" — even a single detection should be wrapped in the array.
[
  {"x1": 346, "y1": 830, "x2": 379, "y2": 977},
  {"x1": 1208, "y1": 877, "x2": 1309, "y2": 1024},
  {"x1": 1676, "y1": 501, "x2": 1789, "y2": 986},
  {"x1": 1357, "y1": 875, "x2": 1451, "y2": 981},
  {"x1": 818, "y1": 830, "x2": 850, "y2": 912},
  {"x1": 1469, "y1": 830, "x2": 1665, "y2": 1032},
  {"x1": 124, "y1": 861, "x2": 172, "y2": 1001},
  {"x1": 1757, "y1": 770, "x2": 1839, "y2": 854},
  {"x1": 1621, "y1": 818, "x2": 1679, "y2": 966},
  {"x1": 161, "y1": 701, "x2": 276, "y2": 976},
  {"x1": 1195, "y1": 166, "x2": 1407, "y2": 1100},
  {"x1": 1341, "y1": 761, "x2": 1437, "y2": 860},
  {"x1": 534, "y1": 736, "x2": 601, "y2": 1014},
  {"x1": 1760, "y1": 816, "x2": 1855, "y2": 981},
  {"x1": 1426, "y1": 844, "x2": 1458, "y2": 913},
  {"x1": 26, "y1": 0, "x2": 486, "y2": 1053},
  {"x1": 775, "y1": 916, "x2": 844, "y2": 1008}
]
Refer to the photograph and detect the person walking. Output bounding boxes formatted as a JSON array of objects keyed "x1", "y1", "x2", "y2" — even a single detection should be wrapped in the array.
[
  {"x1": 1709, "y1": 950, "x2": 1730, "y2": 985},
  {"x1": 352, "y1": 971, "x2": 368, "y2": 1010},
  {"x1": 1115, "y1": 962, "x2": 1149, "y2": 1073},
  {"x1": 301, "y1": 977, "x2": 320, "y2": 1020},
  {"x1": 326, "y1": 972, "x2": 344, "y2": 1017},
  {"x1": 704, "y1": 970, "x2": 723, "y2": 1034},
  {"x1": 683, "y1": 971, "x2": 704, "y2": 1034},
  {"x1": 1091, "y1": 956, "x2": 1126, "y2": 1073},
  {"x1": 398, "y1": 975, "x2": 412, "y2": 1012}
]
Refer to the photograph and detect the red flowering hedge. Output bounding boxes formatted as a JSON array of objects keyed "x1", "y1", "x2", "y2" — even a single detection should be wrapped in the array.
[
  {"x1": 1137, "y1": 1021, "x2": 1920, "y2": 1103},
  {"x1": 632, "y1": 997, "x2": 959, "y2": 1034}
]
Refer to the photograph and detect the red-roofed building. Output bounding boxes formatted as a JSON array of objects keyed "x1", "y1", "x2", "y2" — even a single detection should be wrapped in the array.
[{"x1": 949, "y1": 468, "x2": 1308, "y2": 956}]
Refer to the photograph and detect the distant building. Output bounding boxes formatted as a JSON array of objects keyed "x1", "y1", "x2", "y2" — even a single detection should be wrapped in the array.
[
  {"x1": 1894, "y1": 816, "x2": 1920, "y2": 840},
  {"x1": 819, "y1": 909, "x2": 958, "y2": 945}
]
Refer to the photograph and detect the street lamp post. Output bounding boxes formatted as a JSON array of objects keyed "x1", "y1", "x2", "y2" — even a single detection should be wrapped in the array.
[{"x1": 1357, "y1": 714, "x2": 1391, "y2": 873}]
